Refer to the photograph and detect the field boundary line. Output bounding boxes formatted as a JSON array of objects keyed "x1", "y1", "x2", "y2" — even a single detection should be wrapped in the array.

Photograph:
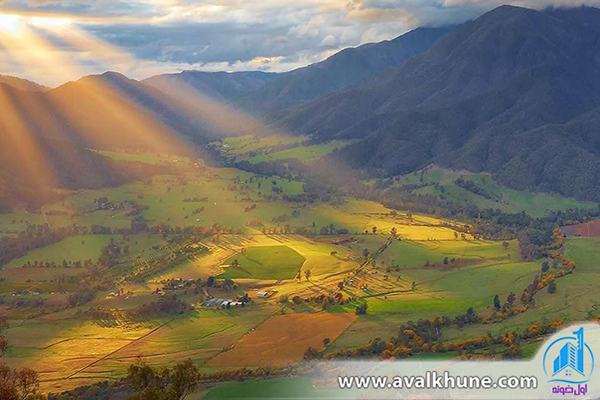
[{"x1": 63, "y1": 318, "x2": 175, "y2": 381}]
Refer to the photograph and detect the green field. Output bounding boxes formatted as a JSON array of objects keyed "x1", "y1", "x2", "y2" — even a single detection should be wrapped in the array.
[
  {"x1": 200, "y1": 377, "x2": 329, "y2": 400},
  {"x1": 3, "y1": 235, "x2": 116, "y2": 269},
  {"x1": 92, "y1": 150, "x2": 193, "y2": 166},
  {"x1": 401, "y1": 167, "x2": 595, "y2": 217},
  {"x1": 244, "y1": 140, "x2": 356, "y2": 164},
  {"x1": 219, "y1": 245, "x2": 305, "y2": 280}
]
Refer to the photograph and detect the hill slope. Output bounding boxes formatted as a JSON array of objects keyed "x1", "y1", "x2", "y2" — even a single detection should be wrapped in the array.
[
  {"x1": 0, "y1": 73, "x2": 215, "y2": 211},
  {"x1": 143, "y1": 70, "x2": 278, "y2": 103},
  {"x1": 0, "y1": 75, "x2": 48, "y2": 92},
  {"x1": 277, "y1": 6, "x2": 600, "y2": 201},
  {"x1": 238, "y1": 27, "x2": 453, "y2": 114}
]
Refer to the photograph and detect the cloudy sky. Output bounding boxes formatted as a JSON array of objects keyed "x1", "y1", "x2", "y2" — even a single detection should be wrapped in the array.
[{"x1": 0, "y1": 0, "x2": 598, "y2": 86}]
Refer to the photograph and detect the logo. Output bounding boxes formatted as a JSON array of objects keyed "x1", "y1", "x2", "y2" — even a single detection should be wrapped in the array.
[{"x1": 543, "y1": 327, "x2": 595, "y2": 385}]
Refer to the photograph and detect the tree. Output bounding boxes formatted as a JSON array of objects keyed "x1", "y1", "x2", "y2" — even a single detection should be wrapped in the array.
[
  {"x1": 222, "y1": 278, "x2": 235, "y2": 291},
  {"x1": 355, "y1": 302, "x2": 368, "y2": 315},
  {"x1": 541, "y1": 261, "x2": 550, "y2": 273},
  {"x1": 443, "y1": 257, "x2": 449, "y2": 265},
  {"x1": 493, "y1": 294, "x2": 501, "y2": 310},
  {"x1": 128, "y1": 358, "x2": 199, "y2": 400},
  {"x1": 303, "y1": 347, "x2": 321, "y2": 360},
  {"x1": 372, "y1": 226, "x2": 377, "y2": 234},
  {"x1": 131, "y1": 215, "x2": 149, "y2": 233},
  {"x1": 206, "y1": 276, "x2": 215, "y2": 287},
  {"x1": 390, "y1": 227, "x2": 397, "y2": 238},
  {"x1": 304, "y1": 270, "x2": 311, "y2": 281},
  {"x1": 502, "y1": 241, "x2": 509, "y2": 250},
  {"x1": 363, "y1": 248, "x2": 370, "y2": 259},
  {"x1": 506, "y1": 292, "x2": 516, "y2": 308},
  {"x1": 548, "y1": 281, "x2": 557, "y2": 294}
]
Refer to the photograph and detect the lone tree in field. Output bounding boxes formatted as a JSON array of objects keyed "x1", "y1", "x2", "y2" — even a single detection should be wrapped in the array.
[
  {"x1": 502, "y1": 241, "x2": 509, "y2": 250},
  {"x1": 355, "y1": 302, "x2": 368, "y2": 315},
  {"x1": 304, "y1": 270, "x2": 311, "y2": 281},
  {"x1": 493, "y1": 294, "x2": 501, "y2": 310},
  {"x1": 363, "y1": 248, "x2": 370, "y2": 259},
  {"x1": 548, "y1": 281, "x2": 557, "y2": 294},
  {"x1": 372, "y1": 226, "x2": 377, "y2": 234}
]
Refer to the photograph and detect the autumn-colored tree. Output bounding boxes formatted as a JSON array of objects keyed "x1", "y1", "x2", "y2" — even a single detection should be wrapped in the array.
[{"x1": 0, "y1": 319, "x2": 39, "y2": 400}]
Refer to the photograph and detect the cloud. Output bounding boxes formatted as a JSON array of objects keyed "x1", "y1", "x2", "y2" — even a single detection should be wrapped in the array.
[{"x1": 2, "y1": 0, "x2": 600, "y2": 85}]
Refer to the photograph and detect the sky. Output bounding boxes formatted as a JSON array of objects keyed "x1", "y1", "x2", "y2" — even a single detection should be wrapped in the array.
[{"x1": 0, "y1": 0, "x2": 599, "y2": 86}]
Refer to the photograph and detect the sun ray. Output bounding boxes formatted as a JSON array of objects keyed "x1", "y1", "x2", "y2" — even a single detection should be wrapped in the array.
[{"x1": 0, "y1": 19, "x2": 190, "y2": 155}]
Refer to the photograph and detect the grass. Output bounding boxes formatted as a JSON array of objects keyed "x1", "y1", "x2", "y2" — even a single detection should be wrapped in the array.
[
  {"x1": 221, "y1": 135, "x2": 306, "y2": 157},
  {"x1": 92, "y1": 150, "x2": 192, "y2": 166},
  {"x1": 3, "y1": 235, "x2": 117, "y2": 269},
  {"x1": 219, "y1": 245, "x2": 305, "y2": 280},
  {"x1": 245, "y1": 140, "x2": 356, "y2": 164},
  {"x1": 379, "y1": 240, "x2": 445, "y2": 268},
  {"x1": 401, "y1": 167, "x2": 595, "y2": 218},
  {"x1": 200, "y1": 377, "x2": 332, "y2": 400},
  {"x1": 3, "y1": 308, "x2": 273, "y2": 393}
]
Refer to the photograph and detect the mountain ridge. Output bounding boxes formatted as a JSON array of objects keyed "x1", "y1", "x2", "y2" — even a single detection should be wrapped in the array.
[{"x1": 276, "y1": 5, "x2": 600, "y2": 201}]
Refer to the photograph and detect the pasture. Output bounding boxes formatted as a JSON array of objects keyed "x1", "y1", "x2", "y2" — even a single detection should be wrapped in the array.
[
  {"x1": 402, "y1": 167, "x2": 595, "y2": 217},
  {"x1": 3, "y1": 235, "x2": 116, "y2": 269},
  {"x1": 220, "y1": 245, "x2": 305, "y2": 280}
]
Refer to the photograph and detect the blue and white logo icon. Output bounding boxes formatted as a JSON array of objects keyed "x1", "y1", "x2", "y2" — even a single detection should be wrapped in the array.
[{"x1": 543, "y1": 327, "x2": 595, "y2": 384}]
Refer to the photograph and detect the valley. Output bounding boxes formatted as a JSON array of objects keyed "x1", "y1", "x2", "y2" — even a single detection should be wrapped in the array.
[{"x1": 0, "y1": 145, "x2": 598, "y2": 397}]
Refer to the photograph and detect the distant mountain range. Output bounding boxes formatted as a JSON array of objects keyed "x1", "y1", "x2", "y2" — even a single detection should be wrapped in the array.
[
  {"x1": 141, "y1": 26, "x2": 452, "y2": 113},
  {"x1": 143, "y1": 71, "x2": 278, "y2": 103},
  {"x1": 234, "y1": 27, "x2": 453, "y2": 114},
  {"x1": 4, "y1": 5, "x2": 600, "y2": 209}
]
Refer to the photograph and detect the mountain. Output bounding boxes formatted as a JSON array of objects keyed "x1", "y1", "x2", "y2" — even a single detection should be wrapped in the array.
[
  {"x1": 0, "y1": 72, "x2": 217, "y2": 211},
  {"x1": 0, "y1": 75, "x2": 49, "y2": 92},
  {"x1": 45, "y1": 71, "x2": 216, "y2": 149},
  {"x1": 238, "y1": 26, "x2": 453, "y2": 114},
  {"x1": 143, "y1": 71, "x2": 278, "y2": 103},
  {"x1": 277, "y1": 5, "x2": 600, "y2": 202}
]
